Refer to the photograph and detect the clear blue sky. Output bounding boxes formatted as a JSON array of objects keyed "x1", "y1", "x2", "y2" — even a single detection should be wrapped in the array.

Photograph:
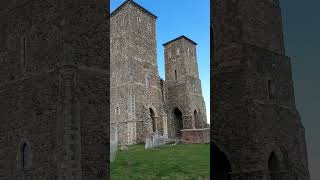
[{"x1": 111, "y1": 0, "x2": 210, "y2": 123}]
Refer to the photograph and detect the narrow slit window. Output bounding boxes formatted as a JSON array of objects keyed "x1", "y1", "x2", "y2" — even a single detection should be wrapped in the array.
[
  {"x1": 268, "y1": 80, "x2": 272, "y2": 99},
  {"x1": 21, "y1": 142, "x2": 31, "y2": 169},
  {"x1": 116, "y1": 107, "x2": 120, "y2": 115},
  {"x1": 174, "y1": 70, "x2": 177, "y2": 81},
  {"x1": 20, "y1": 37, "x2": 26, "y2": 73}
]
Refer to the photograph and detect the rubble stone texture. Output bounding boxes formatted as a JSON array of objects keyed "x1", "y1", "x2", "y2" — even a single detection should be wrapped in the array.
[
  {"x1": 110, "y1": 0, "x2": 208, "y2": 145},
  {"x1": 211, "y1": 0, "x2": 310, "y2": 179},
  {"x1": 0, "y1": 0, "x2": 109, "y2": 179}
]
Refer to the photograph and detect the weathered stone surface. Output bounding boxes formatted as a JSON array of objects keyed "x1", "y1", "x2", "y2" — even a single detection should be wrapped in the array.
[
  {"x1": 212, "y1": 0, "x2": 310, "y2": 179},
  {"x1": 110, "y1": 1, "x2": 208, "y2": 145},
  {"x1": 0, "y1": 0, "x2": 109, "y2": 179},
  {"x1": 181, "y1": 128, "x2": 210, "y2": 144}
]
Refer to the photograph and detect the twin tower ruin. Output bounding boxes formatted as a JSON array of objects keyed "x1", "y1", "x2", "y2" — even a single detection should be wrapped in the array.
[{"x1": 110, "y1": 0, "x2": 208, "y2": 145}]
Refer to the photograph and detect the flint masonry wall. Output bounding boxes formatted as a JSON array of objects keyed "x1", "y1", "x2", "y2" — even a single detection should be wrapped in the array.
[
  {"x1": 0, "y1": 0, "x2": 109, "y2": 179},
  {"x1": 110, "y1": 1, "x2": 167, "y2": 145},
  {"x1": 164, "y1": 37, "x2": 208, "y2": 137}
]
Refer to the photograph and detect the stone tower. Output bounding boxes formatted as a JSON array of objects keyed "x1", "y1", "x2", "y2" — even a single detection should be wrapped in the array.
[
  {"x1": 212, "y1": 0, "x2": 310, "y2": 179},
  {"x1": 163, "y1": 36, "x2": 207, "y2": 138},
  {"x1": 110, "y1": 0, "x2": 167, "y2": 145},
  {"x1": 0, "y1": 1, "x2": 109, "y2": 179}
]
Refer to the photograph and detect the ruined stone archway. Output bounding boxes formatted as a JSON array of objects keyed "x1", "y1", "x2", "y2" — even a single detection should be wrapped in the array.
[
  {"x1": 173, "y1": 108, "x2": 183, "y2": 138},
  {"x1": 212, "y1": 143, "x2": 231, "y2": 180},
  {"x1": 194, "y1": 109, "x2": 202, "y2": 129}
]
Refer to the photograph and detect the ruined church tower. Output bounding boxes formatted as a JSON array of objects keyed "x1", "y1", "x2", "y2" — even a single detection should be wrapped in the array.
[
  {"x1": 212, "y1": 0, "x2": 310, "y2": 179},
  {"x1": 110, "y1": 0, "x2": 167, "y2": 145},
  {"x1": 163, "y1": 36, "x2": 208, "y2": 138}
]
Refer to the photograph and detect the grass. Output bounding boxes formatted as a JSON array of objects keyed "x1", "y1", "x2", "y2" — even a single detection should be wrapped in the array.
[{"x1": 111, "y1": 144, "x2": 210, "y2": 180}]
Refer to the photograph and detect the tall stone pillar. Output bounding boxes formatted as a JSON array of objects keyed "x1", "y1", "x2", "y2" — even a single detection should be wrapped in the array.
[
  {"x1": 161, "y1": 114, "x2": 168, "y2": 137},
  {"x1": 57, "y1": 43, "x2": 82, "y2": 180}
]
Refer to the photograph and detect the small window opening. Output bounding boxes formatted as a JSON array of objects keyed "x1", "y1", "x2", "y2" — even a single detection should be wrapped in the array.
[
  {"x1": 20, "y1": 37, "x2": 26, "y2": 73},
  {"x1": 174, "y1": 70, "x2": 177, "y2": 81},
  {"x1": 177, "y1": 48, "x2": 180, "y2": 55},
  {"x1": 268, "y1": 80, "x2": 272, "y2": 99},
  {"x1": 116, "y1": 107, "x2": 120, "y2": 115},
  {"x1": 21, "y1": 142, "x2": 31, "y2": 169}
]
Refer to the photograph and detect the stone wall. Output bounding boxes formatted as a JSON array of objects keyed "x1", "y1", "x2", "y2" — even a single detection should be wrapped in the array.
[
  {"x1": 0, "y1": 0, "x2": 109, "y2": 179},
  {"x1": 181, "y1": 128, "x2": 210, "y2": 144},
  {"x1": 164, "y1": 37, "x2": 208, "y2": 138},
  {"x1": 110, "y1": 1, "x2": 167, "y2": 145}
]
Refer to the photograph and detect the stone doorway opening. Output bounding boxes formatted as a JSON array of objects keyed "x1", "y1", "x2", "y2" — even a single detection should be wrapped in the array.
[
  {"x1": 149, "y1": 108, "x2": 156, "y2": 133},
  {"x1": 268, "y1": 151, "x2": 280, "y2": 180},
  {"x1": 173, "y1": 108, "x2": 183, "y2": 137},
  {"x1": 212, "y1": 143, "x2": 231, "y2": 180},
  {"x1": 194, "y1": 109, "x2": 201, "y2": 129}
]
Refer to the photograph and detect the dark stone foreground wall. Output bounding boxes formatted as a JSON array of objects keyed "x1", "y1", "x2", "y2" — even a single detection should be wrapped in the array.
[
  {"x1": 0, "y1": 0, "x2": 110, "y2": 179},
  {"x1": 211, "y1": 0, "x2": 310, "y2": 179}
]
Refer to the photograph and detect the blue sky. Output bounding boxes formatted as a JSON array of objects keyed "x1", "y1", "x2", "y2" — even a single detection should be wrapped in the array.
[{"x1": 111, "y1": 0, "x2": 210, "y2": 123}]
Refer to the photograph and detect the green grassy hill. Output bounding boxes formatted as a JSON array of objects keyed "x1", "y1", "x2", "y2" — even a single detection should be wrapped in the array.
[{"x1": 111, "y1": 144, "x2": 210, "y2": 180}]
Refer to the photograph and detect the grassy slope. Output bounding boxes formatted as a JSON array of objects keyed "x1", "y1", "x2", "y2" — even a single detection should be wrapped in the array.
[{"x1": 111, "y1": 144, "x2": 210, "y2": 180}]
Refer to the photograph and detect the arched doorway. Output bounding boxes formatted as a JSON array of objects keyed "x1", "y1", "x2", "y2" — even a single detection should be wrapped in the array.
[
  {"x1": 173, "y1": 108, "x2": 183, "y2": 137},
  {"x1": 212, "y1": 143, "x2": 231, "y2": 180},
  {"x1": 194, "y1": 109, "x2": 202, "y2": 129},
  {"x1": 149, "y1": 108, "x2": 156, "y2": 133},
  {"x1": 268, "y1": 152, "x2": 280, "y2": 180}
]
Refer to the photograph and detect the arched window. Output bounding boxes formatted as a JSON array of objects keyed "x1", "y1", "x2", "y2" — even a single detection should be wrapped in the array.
[
  {"x1": 137, "y1": 17, "x2": 141, "y2": 23},
  {"x1": 174, "y1": 70, "x2": 177, "y2": 81},
  {"x1": 149, "y1": 108, "x2": 156, "y2": 132},
  {"x1": 194, "y1": 110, "x2": 202, "y2": 129},
  {"x1": 20, "y1": 142, "x2": 31, "y2": 169},
  {"x1": 116, "y1": 106, "x2": 120, "y2": 115}
]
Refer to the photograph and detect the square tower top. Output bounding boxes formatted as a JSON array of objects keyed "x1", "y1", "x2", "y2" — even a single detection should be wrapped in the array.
[{"x1": 111, "y1": 0, "x2": 157, "y2": 19}]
